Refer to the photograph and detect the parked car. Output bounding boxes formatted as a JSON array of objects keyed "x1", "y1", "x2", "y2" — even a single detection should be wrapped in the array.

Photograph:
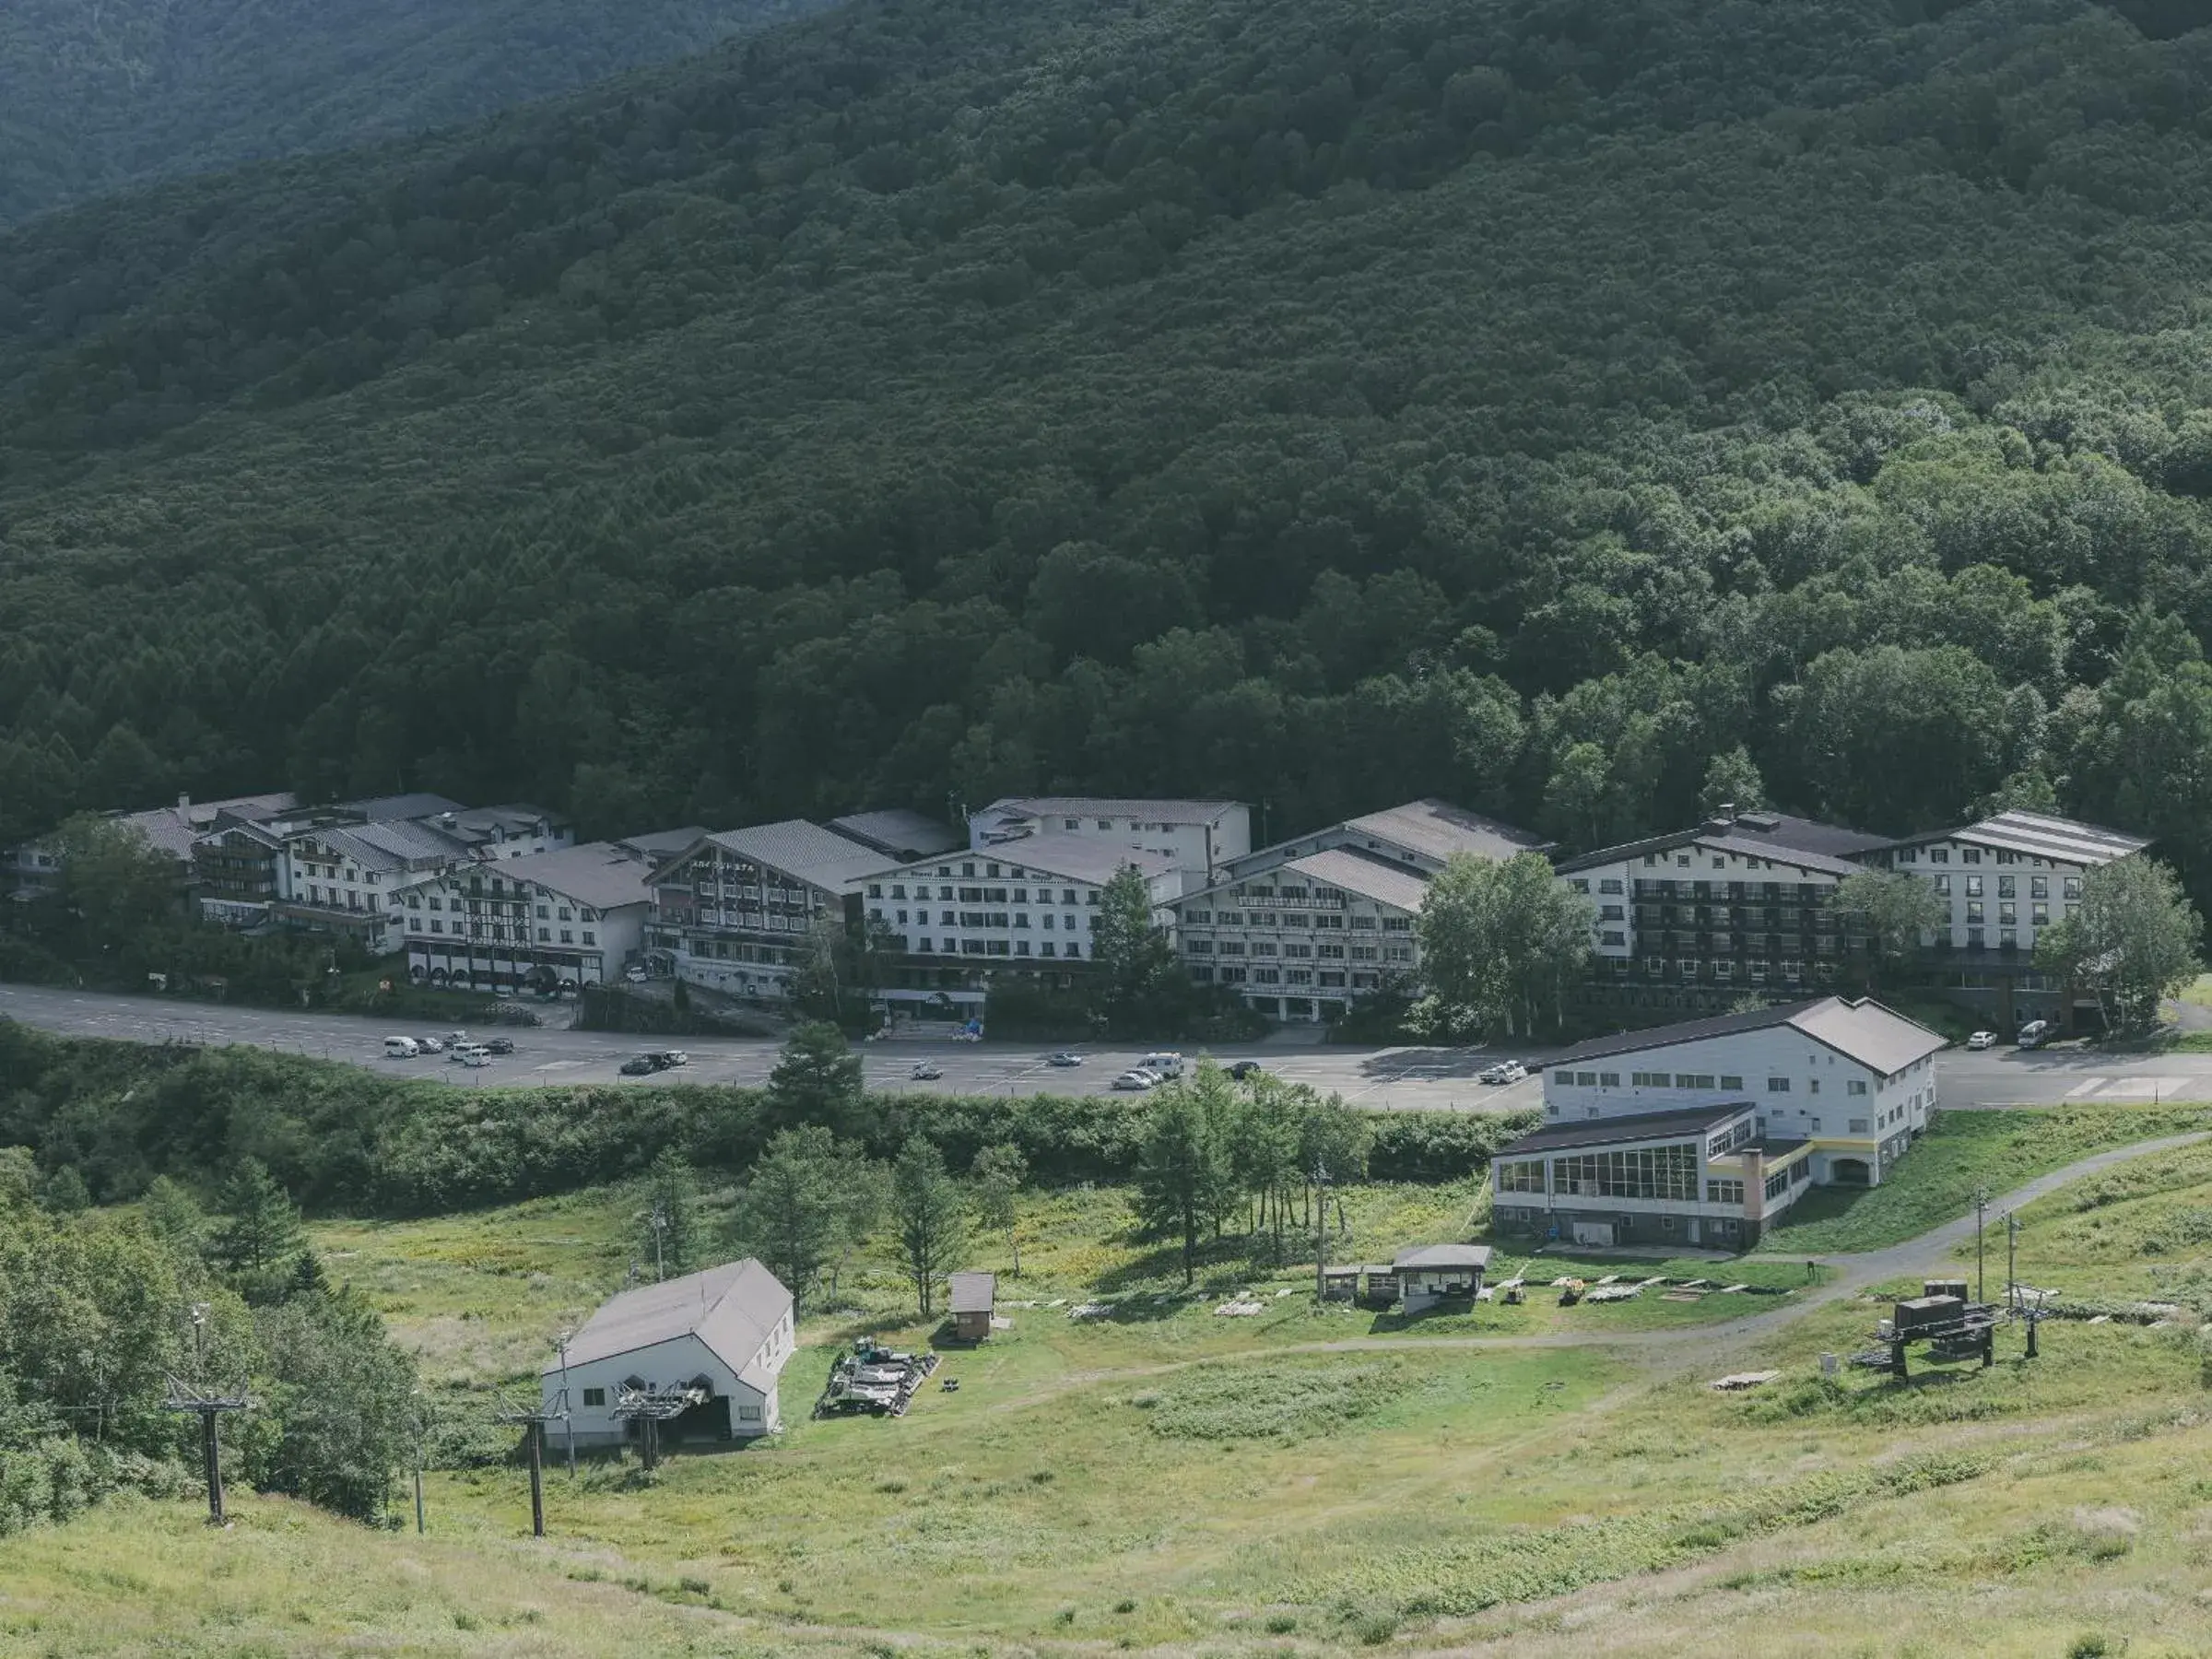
[
  {"x1": 449, "y1": 1043, "x2": 489, "y2": 1064},
  {"x1": 1965, "y1": 1030, "x2": 1997, "y2": 1051},
  {"x1": 382, "y1": 1036, "x2": 420, "y2": 1059},
  {"x1": 620, "y1": 1055, "x2": 658, "y2": 1076},
  {"x1": 482, "y1": 1037, "x2": 515, "y2": 1055},
  {"x1": 649, "y1": 1050, "x2": 689, "y2": 1068},
  {"x1": 2017, "y1": 1019, "x2": 2053, "y2": 1050},
  {"x1": 441, "y1": 1030, "x2": 469, "y2": 1046},
  {"x1": 1227, "y1": 1060, "x2": 1264, "y2": 1081},
  {"x1": 416, "y1": 1035, "x2": 445, "y2": 1053},
  {"x1": 1112, "y1": 1070, "x2": 1157, "y2": 1091},
  {"x1": 910, "y1": 1061, "x2": 945, "y2": 1081},
  {"x1": 1047, "y1": 1051, "x2": 1084, "y2": 1067},
  {"x1": 624, "y1": 964, "x2": 649, "y2": 983},
  {"x1": 1139, "y1": 1051, "x2": 1185, "y2": 1079},
  {"x1": 1477, "y1": 1060, "x2": 1528, "y2": 1085}
]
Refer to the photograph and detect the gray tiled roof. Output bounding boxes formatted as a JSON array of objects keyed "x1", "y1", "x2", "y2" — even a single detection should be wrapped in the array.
[
  {"x1": 1393, "y1": 1244, "x2": 1492, "y2": 1270},
  {"x1": 700, "y1": 820, "x2": 900, "y2": 892},
  {"x1": 949, "y1": 1271, "x2": 996, "y2": 1313},
  {"x1": 978, "y1": 796, "x2": 1245, "y2": 827},
  {"x1": 895, "y1": 832, "x2": 1174, "y2": 887},
  {"x1": 1886, "y1": 809, "x2": 2149, "y2": 866},
  {"x1": 827, "y1": 809, "x2": 963, "y2": 859},
  {"x1": 547, "y1": 1259, "x2": 792, "y2": 1375},
  {"x1": 1339, "y1": 798, "x2": 1551, "y2": 865},
  {"x1": 1554, "y1": 815, "x2": 1875, "y2": 876},
  {"x1": 1549, "y1": 995, "x2": 1946, "y2": 1076},
  {"x1": 497, "y1": 841, "x2": 658, "y2": 910},
  {"x1": 1282, "y1": 848, "x2": 1430, "y2": 914},
  {"x1": 338, "y1": 792, "x2": 466, "y2": 824},
  {"x1": 1495, "y1": 1104, "x2": 1752, "y2": 1157}
]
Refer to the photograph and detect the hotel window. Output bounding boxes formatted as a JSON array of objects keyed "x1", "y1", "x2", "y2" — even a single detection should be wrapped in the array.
[
  {"x1": 1706, "y1": 1179, "x2": 1743, "y2": 1205},
  {"x1": 1497, "y1": 1160, "x2": 1546, "y2": 1194},
  {"x1": 582, "y1": 1388, "x2": 606, "y2": 1407},
  {"x1": 1767, "y1": 1077, "x2": 1790, "y2": 1092},
  {"x1": 2064, "y1": 876, "x2": 2082, "y2": 900},
  {"x1": 1997, "y1": 875, "x2": 2015, "y2": 899},
  {"x1": 2032, "y1": 903, "x2": 2048, "y2": 926},
  {"x1": 1847, "y1": 1079, "x2": 1868, "y2": 1096},
  {"x1": 1930, "y1": 848, "x2": 1949, "y2": 864},
  {"x1": 582, "y1": 931, "x2": 595, "y2": 946},
  {"x1": 1719, "y1": 1075, "x2": 1743, "y2": 1090}
]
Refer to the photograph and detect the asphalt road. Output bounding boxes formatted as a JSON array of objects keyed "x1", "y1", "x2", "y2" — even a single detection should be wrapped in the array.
[
  {"x1": 0, "y1": 982, "x2": 1539, "y2": 1112},
  {"x1": 8, "y1": 982, "x2": 2212, "y2": 1112}
]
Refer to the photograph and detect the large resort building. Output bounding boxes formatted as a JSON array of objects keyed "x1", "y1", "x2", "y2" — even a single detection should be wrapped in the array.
[{"x1": 1489, "y1": 997, "x2": 1947, "y2": 1250}]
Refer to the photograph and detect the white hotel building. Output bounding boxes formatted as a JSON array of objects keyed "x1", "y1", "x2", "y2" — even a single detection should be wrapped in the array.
[
  {"x1": 1489, "y1": 997, "x2": 1946, "y2": 1249},
  {"x1": 1171, "y1": 798, "x2": 1551, "y2": 1023},
  {"x1": 968, "y1": 796, "x2": 1250, "y2": 892},
  {"x1": 865, "y1": 835, "x2": 1181, "y2": 1018}
]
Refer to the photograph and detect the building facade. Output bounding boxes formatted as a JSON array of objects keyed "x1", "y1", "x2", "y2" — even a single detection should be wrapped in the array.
[
  {"x1": 403, "y1": 839, "x2": 660, "y2": 990},
  {"x1": 1171, "y1": 849, "x2": 1424, "y2": 1024},
  {"x1": 542, "y1": 1260, "x2": 794, "y2": 1447},
  {"x1": 1489, "y1": 997, "x2": 1946, "y2": 1248},
  {"x1": 969, "y1": 797, "x2": 1251, "y2": 891},
  {"x1": 1861, "y1": 809, "x2": 2150, "y2": 1030},
  {"x1": 865, "y1": 835, "x2": 1180, "y2": 1018},
  {"x1": 1170, "y1": 798, "x2": 1548, "y2": 1024},
  {"x1": 644, "y1": 821, "x2": 899, "y2": 1000},
  {"x1": 1554, "y1": 809, "x2": 1892, "y2": 1014}
]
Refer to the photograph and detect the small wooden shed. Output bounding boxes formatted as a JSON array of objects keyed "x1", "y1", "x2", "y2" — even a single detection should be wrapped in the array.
[
  {"x1": 1394, "y1": 1244, "x2": 1492, "y2": 1313},
  {"x1": 949, "y1": 1271, "x2": 997, "y2": 1342}
]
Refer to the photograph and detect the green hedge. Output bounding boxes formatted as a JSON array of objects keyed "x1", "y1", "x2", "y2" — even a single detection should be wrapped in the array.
[{"x1": 0, "y1": 1021, "x2": 1537, "y2": 1215}]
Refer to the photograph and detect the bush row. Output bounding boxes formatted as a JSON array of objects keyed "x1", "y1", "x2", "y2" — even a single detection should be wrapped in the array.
[{"x1": 0, "y1": 1021, "x2": 1535, "y2": 1215}]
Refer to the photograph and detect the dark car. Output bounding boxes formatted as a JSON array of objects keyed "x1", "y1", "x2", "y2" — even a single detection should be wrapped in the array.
[
  {"x1": 482, "y1": 1037, "x2": 515, "y2": 1055},
  {"x1": 620, "y1": 1055, "x2": 658, "y2": 1076},
  {"x1": 1228, "y1": 1060, "x2": 1264, "y2": 1081}
]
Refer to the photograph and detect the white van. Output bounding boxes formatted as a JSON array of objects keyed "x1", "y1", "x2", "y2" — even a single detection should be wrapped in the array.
[
  {"x1": 449, "y1": 1042, "x2": 490, "y2": 1065},
  {"x1": 1139, "y1": 1052, "x2": 1185, "y2": 1079},
  {"x1": 383, "y1": 1036, "x2": 420, "y2": 1058}
]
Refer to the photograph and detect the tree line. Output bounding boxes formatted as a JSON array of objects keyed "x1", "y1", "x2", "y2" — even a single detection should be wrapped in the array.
[{"x1": 7, "y1": 3, "x2": 2212, "y2": 916}]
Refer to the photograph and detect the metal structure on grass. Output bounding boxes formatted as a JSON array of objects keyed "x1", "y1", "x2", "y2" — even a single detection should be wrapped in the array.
[
  {"x1": 161, "y1": 1374, "x2": 254, "y2": 1526},
  {"x1": 610, "y1": 1382, "x2": 708, "y2": 1471}
]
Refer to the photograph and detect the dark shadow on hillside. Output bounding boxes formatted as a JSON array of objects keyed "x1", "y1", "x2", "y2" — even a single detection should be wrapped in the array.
[{"x1": 1760, "y1": 1185, "x2": 1869, "y2": 1239}]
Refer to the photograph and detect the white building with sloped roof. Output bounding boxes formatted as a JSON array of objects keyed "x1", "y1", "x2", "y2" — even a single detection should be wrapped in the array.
[
  {"x1": 544, "y1": 1259, "x2": 795, "y2": 1447},
  {"x1": 1494, "y1": 996, "x2": 1947, "y2": 1248},
  {"x1": 969, "y1": 796, "x2": 1250, "y2": 891},
  {"x1": 864, "y1": 833, "x2": 1181, "y2": 1018},
  {"x1": 645, "y1": 819, "x2": 901, "y2": 999},
  {"x1": 403, "y1": 838, "x2": 663, "y2": 991},
  {"x1": 1170, "y1": 798, "x2": 1549, "y2": 1024}
]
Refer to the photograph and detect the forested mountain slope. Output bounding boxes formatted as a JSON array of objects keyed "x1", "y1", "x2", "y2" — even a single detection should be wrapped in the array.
[
  {"x1": 0, "y1": 0, "x2": 831, "y2": 225},
  {"x1": 5, "y1": 0, "x2": 2212, "y2": 888}
]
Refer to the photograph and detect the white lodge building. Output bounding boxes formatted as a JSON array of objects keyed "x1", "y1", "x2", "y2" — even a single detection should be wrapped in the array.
[
  {"x1": 644, "y1": 821, "x2": 900, "y2": 1000},
  {"x1": 1171, "y1": 798, "x2": 1550, "y2": 1024},
  {"x1": 1489, "y1": 997, "x2": 1946, "y2": 1250},
  {"x1": 967, "y1": 796, "x2": 1251, "y2": 891},
  {"x1": 403, "y1": 839, "x2": 661, "y2": 991},
  {"x1": 1860, "y1": 809, "x2": 2150, "y2": 1030},
  {"x1": 544, "y1": 1260, "x2": 795, "y2": 1448},
  {"x1": 865, "y1": 835, "x2": 1180, "y2": 1019}
]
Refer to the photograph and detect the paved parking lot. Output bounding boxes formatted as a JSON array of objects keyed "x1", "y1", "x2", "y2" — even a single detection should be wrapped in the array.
[
  {"x1": 11, "y1": 982, "x2": 2212, "y2": 1112},
  {"x1": 0, "y1": 983, "x2": 1539, "y2": 1112}
]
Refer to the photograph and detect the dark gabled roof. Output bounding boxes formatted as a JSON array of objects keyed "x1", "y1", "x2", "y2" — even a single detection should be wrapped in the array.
[
  {"x1": 1552, "y1": 810, "x2": 1887, "y2": 876},
  {"x1": 1393, "y1": 1244, "x2": 1493, "y2": 1271},
  {"x1": 1543, "y1": 995, "x2": 1946, "y2": 1076},
  {"x1": 1879, "y1": 808, "x2": 2149, "y2": 866},
  {"x1": 827, "y1": 809, "x2": 963, "y2": 860},
  {"x1": 949, "y1": 1271, "x2": 996, "y2": 1313},
  {"x1": 1495, "y1": 1103, "x2": 1753, "y2": 1158},
  {"x1": 1548, "y1": 1000, "x2": 1830, "y2": 1064}
]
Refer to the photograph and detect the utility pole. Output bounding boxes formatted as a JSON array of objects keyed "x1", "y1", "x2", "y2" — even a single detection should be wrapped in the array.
[
  {"x1": 1312, "y1": 1159, "x2": 1330, "y2": 1303},
  {"x1": 2006, "y1": 1210, "x2": 2018, "y2": 1312},
  {"x1": 557, "y1": 1331, "x2": 577, "y2": 1477},
  {"x1": 649, "y1": 1207, "x2": 668, "y2": 1282},
  {"x1": 412, "y1": 1392, "x2": 427, "y2": 1535},
  {"x1": 1974, "y1": 1187, "x2": 1990, "y2": 1304}
]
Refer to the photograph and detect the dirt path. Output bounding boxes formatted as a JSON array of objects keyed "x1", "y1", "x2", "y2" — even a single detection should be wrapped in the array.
[{"x1": 987, "y1": 1130, "x2": 2212, "y2": 1407}]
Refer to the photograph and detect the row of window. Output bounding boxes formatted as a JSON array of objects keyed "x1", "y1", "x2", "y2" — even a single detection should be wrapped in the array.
[
  {"x1": 1932, "y1": 873, "x2": 2078, "y2": 900},
  {"x1": 410, "y1": 918, "x2": 594, "y2": 945},
  {"x1": 869, "y1": 881, "x2": 1093, "y2": 905},
  {"x1": 1552, "y1": 1145, "x2": 1701, "y2": 1203},
  {"x1": 1203, "y1": 967, "x2": 1359, "y2": 987},
  {"x1": 871, "y1": 907, "x2": 1092, "y2": 932},
  {"x1": 908, "y1": 937, "x2": 1080, "y2": 959},
  {"x1": 1896, "y1": 844, "x2": 2069, "y2": 868}
]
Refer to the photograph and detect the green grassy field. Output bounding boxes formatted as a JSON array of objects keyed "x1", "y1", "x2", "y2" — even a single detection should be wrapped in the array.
[
  {"x1": 18, "y1": 1116, "x2": 2212, "y2": 1653},
  {"x1": 1757, "y1": 1104, "x2": 2212, "y2": 1255}
]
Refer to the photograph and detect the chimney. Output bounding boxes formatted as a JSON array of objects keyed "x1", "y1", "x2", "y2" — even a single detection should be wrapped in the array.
[{"x1": 178, "y1": 793, "x2": 192, "y2": 810}]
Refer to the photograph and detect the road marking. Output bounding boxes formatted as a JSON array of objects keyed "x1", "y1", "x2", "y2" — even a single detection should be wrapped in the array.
[
  {"x1": 2096, "y1": 1075, "x2": 2194, "y2": 1100},
  {"x1": 2065, "y1": 1077, "x2": 2109, "y2": 1099}
]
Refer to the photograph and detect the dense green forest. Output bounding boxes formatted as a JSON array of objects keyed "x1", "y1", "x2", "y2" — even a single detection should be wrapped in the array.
[
  {"x1": 6, "y1": 1, "x2": 2212, "y2": 891},
  {"x1": 0, "y1": 0, "x2": 832, "y2": 225}
]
